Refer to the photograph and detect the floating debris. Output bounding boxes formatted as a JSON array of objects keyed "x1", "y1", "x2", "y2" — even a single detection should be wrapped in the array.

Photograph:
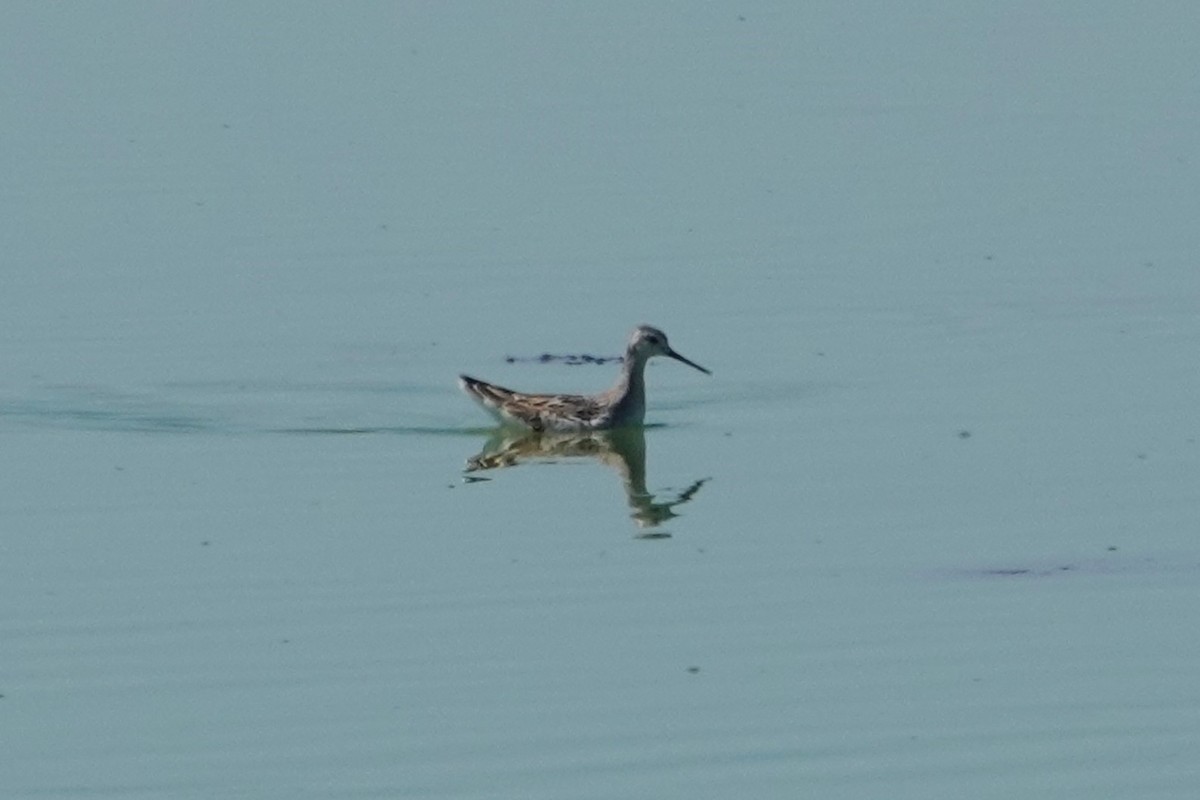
[{"x1": 503, "y1": 353, "x2": 623, "y2": 366}]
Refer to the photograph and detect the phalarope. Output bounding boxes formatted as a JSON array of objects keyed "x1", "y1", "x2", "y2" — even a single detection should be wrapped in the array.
[{"x1": 459, "y1": 325, "x2": 710, "y2": 432}]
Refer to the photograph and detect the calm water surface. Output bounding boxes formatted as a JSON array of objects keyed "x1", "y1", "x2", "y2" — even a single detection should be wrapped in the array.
[{"x1": 3, "y1": 3, "x2": 1199, "y2": 798}]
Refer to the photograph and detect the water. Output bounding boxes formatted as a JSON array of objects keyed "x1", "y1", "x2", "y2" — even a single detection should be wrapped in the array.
[{"x1": 3, "y1": 3, "x2": 1199, "y2": 798}]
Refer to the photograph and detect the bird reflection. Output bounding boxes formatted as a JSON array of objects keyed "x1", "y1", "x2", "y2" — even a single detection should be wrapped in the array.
[{"x1": 463, "y1": 427, "x2": 708, "y2": 534}]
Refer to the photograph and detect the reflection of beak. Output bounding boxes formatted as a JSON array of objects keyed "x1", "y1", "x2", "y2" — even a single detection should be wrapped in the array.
[{"x1": 667, "y1": 348, "x2": 712, "y2": 375}]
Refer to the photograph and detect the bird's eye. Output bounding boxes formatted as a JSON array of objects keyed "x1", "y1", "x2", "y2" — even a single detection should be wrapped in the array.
[{"x1": 647, "y1": 336, "x2": 660, "y2": 345}]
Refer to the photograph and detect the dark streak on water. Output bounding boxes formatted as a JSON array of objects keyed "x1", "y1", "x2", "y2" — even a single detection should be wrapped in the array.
[
  {"x1": 0, "y1": 403, "x2": 217, "y2": 434},
  {"x1": 942, "y1": 554, "x2": 1200, "y2": 580},
  {"x1": 504, "y1": 353, "x2": 623, "y2": 366}
]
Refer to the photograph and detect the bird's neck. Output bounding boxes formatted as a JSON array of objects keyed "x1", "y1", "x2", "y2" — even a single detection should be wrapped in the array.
[{"x1": 610, "y1": 353, "x2": 649, "y2": 422}]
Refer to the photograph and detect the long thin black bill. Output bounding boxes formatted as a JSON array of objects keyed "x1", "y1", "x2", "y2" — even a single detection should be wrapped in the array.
[{"x1": 668, "y1": 349, "x2": 711, "y2": 375}]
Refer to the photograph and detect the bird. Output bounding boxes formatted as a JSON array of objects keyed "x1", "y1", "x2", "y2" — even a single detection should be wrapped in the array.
[{"x1": 459, "y1": 325, "x2": 710, "y2": 432}]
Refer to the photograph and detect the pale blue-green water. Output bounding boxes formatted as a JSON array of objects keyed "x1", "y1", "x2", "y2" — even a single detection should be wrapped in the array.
[{"x1": 3, "y1": 4, "x2": 1199, "y2": 798}]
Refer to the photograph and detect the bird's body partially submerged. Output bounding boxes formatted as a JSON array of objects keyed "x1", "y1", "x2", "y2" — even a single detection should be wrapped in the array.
[{"x1": 459, "y1": 325, "x2": 710, "y2": 432}]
